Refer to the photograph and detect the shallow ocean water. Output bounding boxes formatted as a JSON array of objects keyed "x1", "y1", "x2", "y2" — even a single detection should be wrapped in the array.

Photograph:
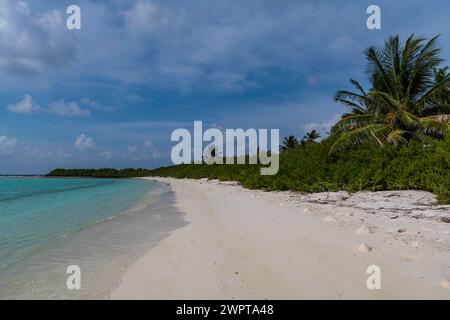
[{"x1": 0, "y1": 177, "x2": 185, "y2": 299}]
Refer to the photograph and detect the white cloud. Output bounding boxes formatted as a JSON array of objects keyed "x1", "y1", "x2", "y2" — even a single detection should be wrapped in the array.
[
  {"x1": 7, "y1": 94, "x2": 40, "y2": 114},
  {"x1": 143, "y1": 140, "x2": 152, "y2": 148},
  {"x1": 304, "y1": 114, "x2": 341, "y2": 136},
  {"x1": 127, "y1": 145, "x2": 138, "y2": 154},
  {"x1": 7, "y1": 95, "x2": 90, "y2": 117},
  {"x1": 151, "y1": 149, "x2": 163, "y2": 160},
  {"x1": 124, "y1": 1, "x2": 163, "y2": 37},
  {"x1": 98, "y1": 150, "x2": 113, "y2": 159},
  {"x1": 123, "y1": 142, "x2": 162, "y2": 161},
  {"x1": 74, "y1": 134, "x2": 96, "y2": 151},
  {"x1": 19, "y1": 146, "x2": 71, "y2": 161},
  {"x1": 48, "y1": 100, "x2": 90, "y2": 117},
  {"x1": 16, "y1": 1, "x2": 30, "y2": 15},
  {"x1": 80, "y1": 98, "x2": 114, "y2": 112},
  {"x1": 0, "y1": 135, "x2": 18, "y2": 154}
]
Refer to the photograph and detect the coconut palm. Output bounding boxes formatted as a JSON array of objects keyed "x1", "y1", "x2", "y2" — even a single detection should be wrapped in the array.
[
  {"x1": 330, "y1": 34, "x2": 450, "y2": 154},
  {"x1": 280, "y1": 135, "x2": 299, "y2": 151},
  {"x1": 303, "y1": 130, "x2": 321, "y2": 143},
  {"x1": 300, "y1": 130, "x2": 321, "y2": 148}
]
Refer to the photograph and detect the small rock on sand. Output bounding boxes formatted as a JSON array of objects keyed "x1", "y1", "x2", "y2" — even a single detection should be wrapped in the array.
[
  {"x1": 441, "y1": 280, "x2": 450, "y2": 289},
  {"x1": 355, "y1": 225, "x2": 371, "y2": 234},
  {"x1": 358, "y1": 243, "x2": 372, "y2": 253}
]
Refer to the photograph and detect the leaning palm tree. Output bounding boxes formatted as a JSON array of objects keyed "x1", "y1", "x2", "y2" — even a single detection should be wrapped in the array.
[
  {"x1": 330, "y1": 34, "x2": 450, "y2": 154},
  {"x1": 280, "y1": 135, "x2": 299, "y2": 151}
]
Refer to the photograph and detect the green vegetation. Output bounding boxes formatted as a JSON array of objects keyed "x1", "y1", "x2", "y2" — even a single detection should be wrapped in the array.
[
  {"x1": 46, "y1": 34, "x2": 450, "y2": 204},
  {"x1": 280, "y1": 130, "x2": 321, "y2": 151},
  {"x1": 48, "y1": 134, "x2": 450, "y2": 204},
  {"x1": 301, "y1": 130, "x2": 321, "y2": 147},
  {"x1": 280, "y1": 135, "x2": 300, "y2": 151},
  {"x1": 148, "y1": 136, "x2": 450, "y2": 204}
]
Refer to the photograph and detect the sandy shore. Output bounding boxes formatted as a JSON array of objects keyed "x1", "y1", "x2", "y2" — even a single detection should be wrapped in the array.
[{"x1": 110, "y1": 177, "x2": 450, "y2": 299}]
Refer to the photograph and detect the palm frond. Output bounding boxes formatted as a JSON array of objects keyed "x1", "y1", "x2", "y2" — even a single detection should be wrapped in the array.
[
  {"x1": 419, "y1": 105, "x2": 450, "y2": 117},
  {"x1": 329, "y1": 124, "x2": 388, "y2": 154},
  {"x1": 419, "y1": 117, "x2": 449, "y2": 138},
  {"x1": 369, "y1": 91, "x2": 403, "y2": 110},
  {"x1": 349, "y1": 79, "x2": 367, "y2": 96},
  {"x1": 406, "y1": 35, "x2": 443, "y2": 101},
  {"x1": 396, "y1": 109, "x2": 421, "y2": 128},
  {"x1": 386, "y1": 129, "x2": 408, "y2": 145},
  {"x1": 417, "y1": 72, "x2": 450, "y2": 105},
  {"x1": 332, "y1": 114, "x2": 377, "y2": 133},
  {"x1": 366, "y1": 46, "x2": 394, "y2": 96}
]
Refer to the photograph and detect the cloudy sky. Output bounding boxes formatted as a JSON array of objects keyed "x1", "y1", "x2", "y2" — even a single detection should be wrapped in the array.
[{"x1": 1, "y1": 0, "x2": 449, "y2": 174}]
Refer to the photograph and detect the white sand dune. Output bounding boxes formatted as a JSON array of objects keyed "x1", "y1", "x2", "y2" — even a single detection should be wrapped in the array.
[{"x1": 110, "y1": 177, "x2": 450, "y2": 299}]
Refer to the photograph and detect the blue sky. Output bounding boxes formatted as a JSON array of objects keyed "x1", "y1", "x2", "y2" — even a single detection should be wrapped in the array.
[{"x1": 1, "y1": 0, "x2": 450, "y2": 174}]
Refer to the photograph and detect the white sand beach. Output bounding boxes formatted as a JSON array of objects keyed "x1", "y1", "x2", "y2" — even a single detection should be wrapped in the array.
[{"x1": 110, "y1": 177, "x2": 450, "y2": 299}]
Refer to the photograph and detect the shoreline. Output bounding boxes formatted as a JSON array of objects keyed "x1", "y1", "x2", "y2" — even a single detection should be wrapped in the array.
[{"x1": 110, "y1": 177, "x2": 450, "y2": 299}]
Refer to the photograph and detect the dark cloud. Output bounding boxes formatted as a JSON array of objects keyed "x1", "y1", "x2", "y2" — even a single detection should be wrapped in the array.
[{"x1": 0, "y1": 1, "x2": 77, "y2": 75}]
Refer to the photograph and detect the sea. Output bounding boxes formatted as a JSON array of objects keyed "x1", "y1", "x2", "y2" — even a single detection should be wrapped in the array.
[{"x1": 0, "y1": 176, "x2": 185, "y2": 299}]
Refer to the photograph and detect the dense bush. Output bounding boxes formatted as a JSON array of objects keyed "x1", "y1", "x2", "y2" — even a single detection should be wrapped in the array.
[
  {"x1": 47, "y1": 136, "x2": 450, "y2": 204},
  {"x1": 148, "y1": 136, "x2": 450, "y2": 204}
]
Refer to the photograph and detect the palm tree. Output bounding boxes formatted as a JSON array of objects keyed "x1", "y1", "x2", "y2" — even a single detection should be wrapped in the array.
[
  {"x1": 303, "y1": 130, "x2": 321, "y2": 143},
  {"x1": 330, "y1": 34, "x2": 450, "y2": 154},
  {"x1": 280, "y1": 135, "x2": 299, "y2": 151},
  {"x1": 203, "y1": 144, "x2": 219, "y2": 162},
  {"x1": 300, "y1": 130, "x2": 321, "y2": 148}
]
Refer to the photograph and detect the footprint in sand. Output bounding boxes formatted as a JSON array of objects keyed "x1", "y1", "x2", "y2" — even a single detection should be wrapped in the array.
[{"x1": 401, "y1": 254, "x2": 418, "y2": 262}]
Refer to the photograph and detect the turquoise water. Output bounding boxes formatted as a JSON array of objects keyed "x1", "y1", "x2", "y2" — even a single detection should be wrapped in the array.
[{"x1": 0, "y1": 177, "x2": 185, "y2": 299}]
